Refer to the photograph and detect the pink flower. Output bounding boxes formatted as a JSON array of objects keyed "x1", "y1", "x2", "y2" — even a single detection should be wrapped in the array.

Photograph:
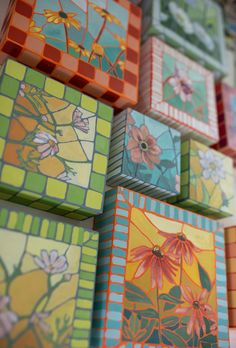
[
  {"x1": 72, "y1": 108, "x2": 89, "y2": 133},
  {"x1": 169, "y1": 67, "x2": 193, "y2": 103},
  {"x1": 175, "y1": 174, "x2": 180, "y2": 192},
  {"x1": 176, "y1": 287, "x2": 217, "y2": 337},
  {"x1": 34, "y1": 250, "x2": 68, "y2": 274},
  {"x1": 127, "y1": 125, "x2": 161, "y2": 169},
  {"x1": 159, "y1": 230, "x2": 201, "y2": 264},
  {"x1": 0, "y1": 296, "x2": 18, "y2": 338},
  {"x1": 130, "y1": 244, "x2": 178, "y2": 289},
  {"x1": 33, "y1": 132, "x2": 59, "y2": 159}
]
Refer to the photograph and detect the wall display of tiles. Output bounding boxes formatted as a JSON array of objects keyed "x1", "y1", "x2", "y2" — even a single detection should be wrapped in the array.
[
  {"x1": 141, "y1": 0, "x2": 226, "y2": 77},
  {"x1": 213, "y1": 83, "x2": 236, "y2": 166},
  {"x1": 92, "y1": 187, "x2": 229, "y2": 347},
  {"x1": 0, "y1": 205, "x2": 99, "y2": 348},
  {"x1": 0, "y1": 59, "x2": 113, "y2": 220},
  {"x1": 136, "y1": 37, "x2": 219, "y2": 145},
  {"x1": 107, "y1": 108, "x2": 181, "y2": 199},
  {"x1": 168, "y1": 139, "x2": 235, "y2": 219},
  {"x1": 225, "y1": 225, "x2": 236, "y2": 328},
  {"x1": 0, "y1": 0, "x2": 141, "y2": 109}
]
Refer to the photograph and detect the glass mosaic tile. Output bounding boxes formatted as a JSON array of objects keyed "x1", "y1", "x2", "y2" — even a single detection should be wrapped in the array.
[
  {"x1": 0, "y1": 0, "x2": 141, "y2": 108},
  {"x1": 107, "y1": 108, "x2": 181, "y2": 199},
  {"x1": 168, "y1": 139, "x2": 235, "y2": 219},
  {"x1": 141, "y1": 0, "x2": 226, "y2": 77},
  {"x1": 136, "y1": 37, "x2": 219, "y2": 145},
  {"x1": 0, "y1": 204, "x2": 99, "y2": 348},
  {"x1": 0, "y1": 59, "x2": 113, "y2": 219},
  {"x1": 92, "y1": 187, "x2": 229, "y2": 347}
]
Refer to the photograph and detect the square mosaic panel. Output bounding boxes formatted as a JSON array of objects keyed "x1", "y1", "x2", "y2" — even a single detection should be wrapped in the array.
[
  {"x1": 141, "y1": 0, "x2": 226, "y2": 77},
  {"x1": 168, "y1": 139, "x2": 235, "y2": 219},
  {"x1": 0, "y1": 205, "x2": 99, "y2": 348},
  {"x1": 0, "y1": 59, "x2": 113, "y2": 219},
  {"x1": 107, "y1": 108, "x2": 181, "y2": 199},
  {"x1": 136, "y1": 37, "x2": 219, "y2": 145},
  {"x1": 92, "y1": 187, "x2": 229, "y2": 347},
  {"x1": 225, "y1": 226, "x2": 236, "y2": 328},
  {"x1": 0, "y1": 0, "x2": 141, "y2": 109},
  {"x1": 213, "y1": 83, "x2": 236, "y2": 167}
]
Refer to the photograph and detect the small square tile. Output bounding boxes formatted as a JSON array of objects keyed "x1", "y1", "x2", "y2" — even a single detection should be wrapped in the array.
[
  {"x1": 137, "y1": 37, "x2": 219, "y2": 145},
  {"x1": 0, "y1": 204, "x2": 98, "y2": 348},
  {"x1": 213, "y1": 83, "x2": 236, "y2": 166},
  {"x1": 0, "y1": 59, "x2": 113, "y2": 219},
  {"x1": 0, "y1": 0, "x2": 141, "y2": 108},
  {"x1": 92, "y1": 187, "x2": 229, "y2": 347},
  {"x1": 107, "y1": 109, "x2": 181, "y2": 199},
  {"x1": 225, "y1": 226, "x2": 236, "y2": 328},
  {"x1": 168, "y1": 139, "x2": 235, "y2": 218},
  {"x1": 141, "y1": 0, "x2": 226, "y2": 77}
]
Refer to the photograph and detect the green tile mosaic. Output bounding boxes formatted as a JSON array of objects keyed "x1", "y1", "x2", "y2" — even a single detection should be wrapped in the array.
[{"x1": 0, "y1": 59, "x2": 113, "y2": 219}]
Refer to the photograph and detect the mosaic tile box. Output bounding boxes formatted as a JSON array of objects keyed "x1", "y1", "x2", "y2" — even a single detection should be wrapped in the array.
[
  {"x1": 225, "y1": 226, "x2": 236, "y2": 328},
  {"x1": 213, "y1": 83, "x2": 236, "y2": 166},
  {"x1": 136, "y1": 37, "x2": 219, "y2": 145},
  {"x1": 0, "y1": 59, "x2": 113, "y2": 219},
  {"x1": 92, "y1": 187, "x2": 229, "y2": 347},
  {"x1": 0, "y1": 0, "x2": 141, "y2": 109},
  {"x1": 168, "y1": 139, "x2": 235, "y2": 219},
  {"x1": 141, "y1": 0, "x2": 226, "y2": 77},
  {"x1": 0, "y1": 205, "x2": 99, "y2": 348},
  {"x1": 107, "y1": 108, "x2": 181, "y2": 199}
]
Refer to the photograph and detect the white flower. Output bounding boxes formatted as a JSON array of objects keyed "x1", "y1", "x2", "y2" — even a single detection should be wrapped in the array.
[
  {"x1": 193, "y1": 22, "x2": 215, "y2": 51},
  {"x1": 168, "y1": 2, "x2": 193, "y2": 34},
  {"x1": 72, "y1": 108, "x2": 89, "y2": 133},
  {"x1": 19, "y1": 83, "x2": 25, "y2": 97},
  {"x1": 198, "y1": 150, "x2": 225, "y2": 184},
  {"x1": 34, "y1": 250, "x2": 68, "y2": 274},
  {"x1": 169, "y1": 66, "x2": 193, "y2": 103},
  {"x1": 0, "y1": 296, "x2": 18, "y2": 338},
  {"x1": 33, "y1": 132, "x2": 59, "y2": 159},
  {"x1": 57, "y1": 172, "x2": 70, "y2": 182},
  {"x1": 30, "y1": 312, "x2": 51, "y2": 333}
]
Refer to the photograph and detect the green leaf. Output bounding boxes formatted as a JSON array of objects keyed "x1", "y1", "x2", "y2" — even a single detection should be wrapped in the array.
[
  {"x1": 202, "y1": 184, "x2": 210, "y2": 204},
  {"x1": 160, "y1": 159, "x2": 176, "y2": 169},
  {"x1": 162, "y1": 329, "x2": 186, "y2": 347},
  {"x1": 136, "y1": 308, "x2": 159, "y2": 319},
  {"x1": 200, "y1": 334, "x2": 217, "y2": 344},
  {"x1": 125, "y1": 282, "x2": 153, "y2": 304},
  {"x1": 164, "y1": 286, "x2": 181, "y2": 311},
  {"x1": 198, "y1": 261, "x2": 212, "y2": 292},
  {"x1": 159, "y1": 293, "x2": 183, "y2": 304},
  {"x1": 176, "y1": 327, "x2": 191, "y2": 341},
  {"x1": 161, "y1": 316, "x2": 179, "y2": 328},
  {"x1": 130, "y1": 313, "x2": 141, "y2": 333}
]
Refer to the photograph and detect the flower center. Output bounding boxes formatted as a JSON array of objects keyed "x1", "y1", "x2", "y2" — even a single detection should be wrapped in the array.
[
  {"x1": 48, "y1": 139, "x2": 56, "y2": 147},
  {"x1": 180, "y1": 80, "x2": 193, "y2": 95},
  {"x1": 177, "y1": 233, "x2": 186, "y2": 241},
  {"x1": 139, "y1": 141, "x2": 149, "y2": 152},
  {"x1": 103, "y1": 9, "x2": 110, "y2": 15},
  {"x1": 152, "y1": 246, "x2": 164, "y2": 258},
  {"x1": 59, "y1": 11, "x2": 68, "y2": 19},
  {"x1": 192, "y1": 301, "x2": 200, "y2": 309}
]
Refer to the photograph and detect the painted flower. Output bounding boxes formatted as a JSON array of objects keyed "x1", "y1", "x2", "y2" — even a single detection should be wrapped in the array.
[
  {"x1": 68, "y1": 40, "x2": 90, "y2": 57},
  {"x1": 19, "y1": 83, "x2": 26, "y2": 97},
  {"x1": 30, "y1": 312, "x2": 51, "y2": 333},
  {"x1": 130, "y1": 244, "x2": 178, "y2": 289},
  {"x1": 72, "y1": 108, "x2": 89, "y2": 133},
  {"x1": 193, "y1": 22, "x2": 215, "y2": 51},
  {"x1": 118, "y1": 60, "x2": 125, "y2": 70},
  {"x1": 57, "y1": 172, "x2": 70, "y2": 182},
  {"x1": 89, "y1": 3, "x2": 121, "y2": 26},
  {"x1": 175, "y1": 174, "x2": 180, "y2": 192},
  {"x1": 127, "y1": 125, "x2": 161, "y2": 169},
  {"x1": 91, "y1": 42, "x2": 104, "y2": 58},
  {"x1": 159, "y1": 230, "x2": 201, "y2": 264},
  {"x1": 34, "y1": 250, "x2": 68, "y2": 274},
  {"x1": 44, "y1": 9, "x2": 81, "y2": 30},
  {"x1": 33, "y1": 132, "x2": 59, "y2": 159},
  {"x1": 169, "y1": 67, "x2": 193, "y2": 103},
  {"x1": 0, "y1": 296, "x2": 18, "y2": 338},
  {"x1": 29, "y1": 20, "x2": 45, "y2": 40},
  {"x1": 168, "y1": 2, "x2": 193, "y2": 34},
  {"x1": 176, "y1": 287, "x2": 216, "y2": 337},
  {"x1": 198, "y1": 150, "x2": 225, "y2": 184},
  {"x1": 114, "y1": 34, "x2": 126, "y2": 50}
]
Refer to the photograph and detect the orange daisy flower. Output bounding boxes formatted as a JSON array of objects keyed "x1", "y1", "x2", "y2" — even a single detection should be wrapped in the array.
[
  {"x1": 176, "y1": 286, "x2": 217, "y2": 337},
  {"x1": 159, "y1": 230, "x2": 201, "y2": 264},
  {"x1": 29, "y1": 21, "x2": 45, "y2": 40},
  {"x1": 68, "y1": 40, "x2": 90, "y2": 57},
  {"x1": 130, "y1": 244, "x2": 178, "y2": 289},
  {"x1": 44, "y1": 9, "x2": 81, "y2": 30},
  {"x1": 89, "y1": 3, "x2": 121, "y2": 26}
]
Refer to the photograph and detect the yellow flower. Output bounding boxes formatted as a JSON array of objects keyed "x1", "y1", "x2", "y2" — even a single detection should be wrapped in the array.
[
  {"x1": 29, "y1": 21, "x2": 45, "y2": 40},
  {"x1": 92, "y1": 42, "x2": 104, "y2": 57},
  {"x1": 114, "y1": 34, "x2": 126, "y2": 50},
  {"x1": 89, "y1": 3, "x2": 121, "y2": 26},
  {"x1": 68, "y1": 39, "x2": 90, "y2": 57},
  {"x1": 44, "y1": 9, "x2": 81, "y2": 30}
]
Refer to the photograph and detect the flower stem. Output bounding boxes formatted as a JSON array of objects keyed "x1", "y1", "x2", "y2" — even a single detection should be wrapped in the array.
[
  {"x1": 88, "y1": 17, "x2": 107, "y2": 63},
  {"x1": 156, "y1": 288, "x2": 162, "y2": 345},
  {"x1": 179, "y1": 254, "x2": 183, "y2": 287}
]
